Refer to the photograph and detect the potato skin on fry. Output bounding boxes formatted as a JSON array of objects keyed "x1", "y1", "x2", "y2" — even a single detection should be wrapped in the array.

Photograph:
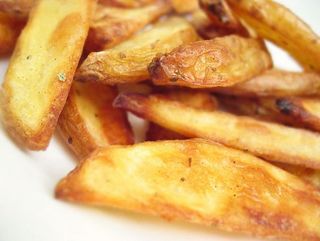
[
  {"x1": 56, "y1": 139, "x2": 320, "y2": 241},
  {"x1": 226, "y1": 0, "x2": 320, "y2": 72},
  {"x1": 147, "y1": 89, "x2": 217, "y2": 141},
  {"x1": 86, "y1": 2, "x2": 170, "y2": 52},
  {"x1": 0, "y1": 13, "x2": 24, "y2": 56},
  {"x1": 150, "y1": 36, "x2": 272, "y2": 88},
  {"x1": 215, "y1": 69, "x2": 320, "y2": 97},
  {"x1": 76, "y1": 17, "x2": 199, "y2": 85},
  {"x1": 58, "y1": 82, "x2": 134, "y2": 160},
  {"x1": 0, "y1": 0, "x2": 94, "y2": 150},
  {"x1": 115, "y1": 93, "x2": 320, "y2": 170},
  {"x1": 0, "y1": 0, "x2": 34, "y2": 17}
]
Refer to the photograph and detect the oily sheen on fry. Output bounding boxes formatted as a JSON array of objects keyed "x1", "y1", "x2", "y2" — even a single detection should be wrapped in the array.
[
  {"x1": 0, "y1": 0, "x2": 93, "y2": 150},
  {"x1": 150, "y1": 36, "x2": 272, "y2": 88},
  {"x1": 56, "y1": 139, "x2": 320, "y2": 241},
  {"x1": 115, "y1": 94, "x2": 320, "y2": 170},
  {"x1": 58, "y1": 81, "x2": 133, "y2": 160}
]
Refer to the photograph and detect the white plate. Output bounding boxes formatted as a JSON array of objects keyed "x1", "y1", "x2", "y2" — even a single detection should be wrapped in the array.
[{"x1": 0, "y1": 1, "x2": 319, "y2": 241}]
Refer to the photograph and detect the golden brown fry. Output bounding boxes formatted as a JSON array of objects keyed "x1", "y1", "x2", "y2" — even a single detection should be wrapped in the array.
[
  {"x1": 115, "y1": 93, "x2": 320, "y2": 169},
  {"x1": 0, "y1": 13, "x2": 25, "y2": 56},
  {"x1": 76, "y1": 17, "x2": 199, "y2": 85},
  {"x1": 215, "y1": 69, "x2": 320, "y2": 97},
  {"x1": 56, "y1": 138, "x2": 320, "y2": 241},
  {"x1": 149, "y1": 36, "x2": 272, "y2": 88},
  {"x1": 86, "y1": 2, "x2": 170, "y2": 52},
  {"x1": 147, "y1": 89, "x2": 217, "y2": 141},
  {"x1": 199, "y1": 0, "x2": 248, "y2": 37},
  {"x1": 58, "y1": 82, "x2": 134, "y2": 160},
  {"x1": 98, "y1": 0, "x2": 155, "y2": 8},
  {"x1": 258, "y1": 97, "x2": 320, "y2": 133},
  {"x1": 0, "y1": 0, "x2": 34, "y2": 17},
  {"x1": 226, "y1": 0, "x2": 320, "y2": 72},
  {"x1": 171, "y1": 0, "x2": 198, "y2": 13},
  {"x1": 0, "y1": 0, "x2": 94, "y2": 150}
]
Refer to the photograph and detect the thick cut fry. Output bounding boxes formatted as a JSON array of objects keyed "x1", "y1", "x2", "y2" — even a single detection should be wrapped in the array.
[
  {"x1": 226, "y1": 0, "x2": 320, "y2": 72},
  {"x1": 0, "y1": 0, "x2": 34, "y2": 17},
  {"x1": 0, "y1": 13, "x2": 24, "y2": 55},
  {"x1": 199, "y1": 0, "x2": 248, "y2": 37},
  {"x1": 58, "y1": 82, "x2": 134, "y2": 160},
  {"x1": 56, "y1": 139, "x2": 320, "y2": 241},
  {"x1": 215, "y1": 69, "x2": 320, "y2": 97},
  {"x1": 86, "y1": 2, "x2": 170, "y2": 52},
  {"x1": 115, "y1": 94, "x2": 320, "y2": 169},
  {"x1": 258, "y1": 97, "x2": 320, "y2": 133},
  {"x1": 76, "y1": 17, "x2": 199, "y2": 85},
  {"x1": 0, "y1": 0, "x2": 93, "y2": 150},
  {"x1": 171, "y1": 0, "x2": 198, "y2": 13},
  {"x1": 149, "y1": 36, "x2": 272, "y2": 88},
  {"x1": 98, "y1": 0, "x2": 155, "y2": 8},
  {"x1": 147, "y1": 90, "x2": 217, "y2": 141}
]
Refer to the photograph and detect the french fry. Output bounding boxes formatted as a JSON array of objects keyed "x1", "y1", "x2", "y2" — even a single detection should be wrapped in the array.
[
  {"x1": 58, "y1": 81, "x2": 134, "y2": 160},
  {"x1": 76, "y1": 17, "x2": 199, "y2": 85},
  {"x1": 0, "y1": 13, "x2": 25, "y2": 56},
  {"x1": 0, "y1": 0, "x2": 34, "y2": 17},
  {"x1": 171, "y1": 0, "x2": 198, "y2": 13},
  {"x1": 226, "y1": 0, "x2": 320, "y2": 72},
  {"x1": 0, "y1": 0, "x2": 94, "y2": 150},
  {"x1": 199, "y1": 0, "x2": 248, "y2": 37},
  {"x1": 147, "y1": 89, "x2": 217, "y2": 141},
  {"x1": 86, "y1": 2, "x2": 170, "y2": 52},
  {"x1": 149, "y1": 36, "x2": 272, "y2": 88},
  {"x1": 56, "y1": 138, "x2": 320, "y2": 241},
  {"x1": 257, "y1": 97, "x2": 320, "y2": 133},
  {"x1": 115, "y1": 93, "x2": 320, "y2": 169},
  {"x1": 215, "y1": 69, "x2": 320, "y2": 97},
  {"x1": 98, "y1": 0, "x2": 155, "y2": 8}
]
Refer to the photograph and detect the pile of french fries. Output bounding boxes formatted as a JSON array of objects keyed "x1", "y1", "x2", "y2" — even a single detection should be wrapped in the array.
[{"x1": 1, "y1": 0, "x2": 320, "y2": 240}]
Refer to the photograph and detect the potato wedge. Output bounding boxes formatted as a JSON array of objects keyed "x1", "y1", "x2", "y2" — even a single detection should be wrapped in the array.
[
  {"x1": 0, "y1": 0, "x2": 93, "y2": 150},
  {"x1": 171, "y1": 0, "x2": 198, "y2": 13},
  {"x1": 86, "y1": 2, "x2": 170, "y2": 52},
  {"x1": 147, "y1": 89, "x2": 217, "y2": 141},
  {"x1": 199, "y1": 0, "x2": 248, "y2": 37},
  {"x1": 0, "y1": 13, "x2": 25, "y2": 56},
  {"x1": 58, "y1": 81, "x2": 134, "y2": 160},
  {"x1": 0, "y1": 0, "x2": 34, "y2": 17},
  {"x1": 258, "y1": 97, "x2": 320, "y2": 133},
  {"x1": 98, "y1": 0, "x2": 155, "y2": 8},
  {"x1": 115, "y1": 93, "x2": 320, "y2": 169},
  {"x1": 226, "y1": 0, "x2": 320, "y2": 72},
  {"x1": 215, "y1": 69, "x2": 320, "y2": 97},
  {"x1": 76, "y1": 17, "x2": 199, "y2": 85},
  {"x1": 56, "y1": 138, "x2": 320, "y2": 241},
  {"x1": 149, "y1": 36, "x2": 272, "y2": 88}
]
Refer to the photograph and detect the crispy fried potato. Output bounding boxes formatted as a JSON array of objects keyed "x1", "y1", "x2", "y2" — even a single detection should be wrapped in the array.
[
  {"x1": 0, "y1": 13, "x2": 25, "y2": 56},
  {"x1": 274, "y1": 162, "x2": 320, "y2": 191},
  {"x1": 215, "y1": 69, "x2": 320, "y2": 97},
  {"x1": 0, "y1": 0, "x2": 34, "y2": 17},
  {"x1": 199, "y1": 0, "x2": 248, "y2": 37},
  {"x1": 56, "y1": 138, "x2": 320, "y2": 241},
  {"x1": 0, "y1": 0, "x2": 93, "y2": 150},
  {"x1": 149, "y1": 36, "x2": 272, "y2": 88},
  {"x1": 76, "y1": 17, "x2": 199, "y2": 85},
  {"x1": 227, "y1": 0, "x2": 320, "y2": 72},
  {"x1": 147, "y1": 90, "x2": 217, "y2": 141},
  {"x1": 115, "y1": 93, "x2": 320, "y2": 169},
  {"x1": 171, "y1": 0, "x2": 198, "y2": 13},
  {"x1": 58, "y1": 82, "x2": 134, "y2": 160},
  {"x1": 86, "y1": 2, "x2": 170, "y2": 52},
  {"x1": 98, "y1": 0, "x2": 155, "y2": 8},
  {"x1": 258, "y1": 97, "x2": 320, "y2": 133}
]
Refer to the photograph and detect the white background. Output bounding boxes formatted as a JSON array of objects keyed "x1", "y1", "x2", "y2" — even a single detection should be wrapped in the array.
[{"x1": 0, "y1": 1, "x2": 319, "y2": 241}]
